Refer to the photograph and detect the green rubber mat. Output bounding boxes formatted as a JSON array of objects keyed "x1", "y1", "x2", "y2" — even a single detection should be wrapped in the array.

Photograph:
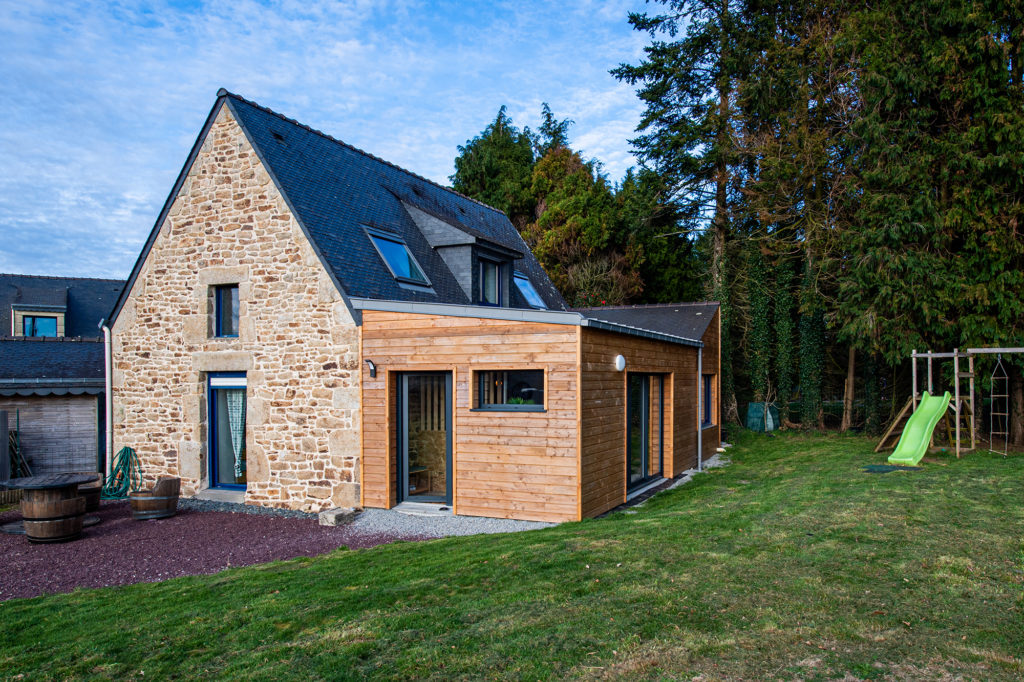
[{"x1": 863, "y1": 464, "x2": 922, "y2": 473}]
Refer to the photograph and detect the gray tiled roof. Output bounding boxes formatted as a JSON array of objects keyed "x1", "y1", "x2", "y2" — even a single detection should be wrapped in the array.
[
  {"x1": 0, "y1": 338, "x2": 105, "y2": 395},
  {"x1": 224, "y1": 93, "x2": 564, "y2": 309},
  {"x1": 1, "y1": 274, "x2": 124, "y2": 338},
  {"x1": 110, "y1": 91, "x2": 566, "y2": 324},
  {"x1": 573, "y1": 302, "x2": 719, "y2": 342}
]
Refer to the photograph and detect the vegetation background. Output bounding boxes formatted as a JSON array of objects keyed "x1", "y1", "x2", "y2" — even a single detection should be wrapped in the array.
[{"x1": 450, "y1": 0, "x2": 1024, "y2": 443}]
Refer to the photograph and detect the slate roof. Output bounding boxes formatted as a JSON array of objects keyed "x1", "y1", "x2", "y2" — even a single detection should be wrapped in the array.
[
  {"x1": 110, "y1": 90, "x2": 566, "y2": 323},
  {"x1": 573, "y1": 303, "x2": 719, "y2": 343},
  {"x1": 0, "y1": 338, "x2": 105, "y2": 396},
  {"x1": 1, "y1": 274, "x2": 125, "y2": 338}
]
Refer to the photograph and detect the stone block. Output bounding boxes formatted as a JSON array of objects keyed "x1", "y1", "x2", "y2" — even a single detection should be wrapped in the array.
[
  {"x1": 182, "y1": 314, "x2": 207, "y2": 344},
  {"x1": 329, "y1": 429, "x2": 359, "y2": 457},
  {"x1": 178, "y1": 440, "x2": 201, "y2": 479},
  {"x1": 318, "y1": 507, "x2": 359, "y2": 526},
  {"x1": 332, "y1": 388, "x2": 356, "y2": 411},
  {"x1": 331, "y1": 482, "x2": 360, "y2": 508},
  {"x1": 192, "y1": 351, "x2": 252, "y2": 372}
]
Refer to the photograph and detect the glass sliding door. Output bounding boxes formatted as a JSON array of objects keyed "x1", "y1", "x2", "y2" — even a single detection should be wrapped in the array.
[
  {"x1": 399, "y1": 372, "x2": 452, "y2": 504},
  {"x1": 209, "y1": 373, "x2": 247, "y2": 489},
  {"x1": 626, "y1": 374, "x2": 664, "y2": 490}
]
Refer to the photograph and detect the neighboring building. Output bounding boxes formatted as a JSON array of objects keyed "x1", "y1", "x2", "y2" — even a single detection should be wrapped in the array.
[
  {"x1": 0, "y1": 274, "x2": 124, "y2": 474},
  {"x1": 107, "y1": 90, "x2": 720, "y2": 522}
]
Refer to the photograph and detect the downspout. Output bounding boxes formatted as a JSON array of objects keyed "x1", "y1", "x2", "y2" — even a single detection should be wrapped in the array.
[
  {"x1": 697, "y1": 347, "x2": 703, "y2": 472},
  {"x1": 100, "y1": 319, "x2": 113, "y2": 480}
]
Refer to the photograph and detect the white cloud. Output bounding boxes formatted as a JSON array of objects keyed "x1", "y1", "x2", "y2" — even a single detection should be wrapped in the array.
[{"x1": 0, "y1": 0, "x2": 650, "y2": 278}]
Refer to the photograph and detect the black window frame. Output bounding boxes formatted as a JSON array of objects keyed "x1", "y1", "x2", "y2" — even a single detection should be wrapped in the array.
[
  {"x1": 478, "y1": 258, "x2": 504, "y2": 306},
  {"x1": 365, "y1": 227, "x2": 431, "y2": 287},
  {"x1": 474, "y1": 369, "x2": 545, "y2": 412},
  {"x1": 22, "y1": 315, "x2": 58, "y2": 337},
  {"x1": 215, "y1": 284, "x2": 239, "y2": 338}
]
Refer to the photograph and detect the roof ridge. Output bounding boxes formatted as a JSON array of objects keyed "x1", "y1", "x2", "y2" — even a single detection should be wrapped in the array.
[
  {"x1": 0, "y1": 273, "x2": 125, "y2": 283},
  {"x1": 572, "y1": 301, "x2": 719, "y2": 311},
  {"x1": 216, "y1": 89, "x2": 508, "y2": 217}
]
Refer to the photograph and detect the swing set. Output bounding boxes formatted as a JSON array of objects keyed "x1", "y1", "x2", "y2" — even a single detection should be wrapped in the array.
[{"x1": 875, "y1": 346, "x2": 1023, "y2": 458}]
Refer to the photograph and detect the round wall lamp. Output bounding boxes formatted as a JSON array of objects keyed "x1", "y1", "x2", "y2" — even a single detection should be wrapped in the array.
[{"x1": 614, "y1": 355, "x2": 626, "y2": 372}]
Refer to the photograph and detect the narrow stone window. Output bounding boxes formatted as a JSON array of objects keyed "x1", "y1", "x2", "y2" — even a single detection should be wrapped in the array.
[{"x1": 214, "y1": 284, "x2": 239, "y2": 337}]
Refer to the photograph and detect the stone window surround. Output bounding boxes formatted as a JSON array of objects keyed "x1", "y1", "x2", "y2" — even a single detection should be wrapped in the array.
[
  {"x1": 191, "y1": 352, "x2": 256, "y2": 494},
  {"x1": 194, "y1": 266, "x2": 253, "y2": 343}
]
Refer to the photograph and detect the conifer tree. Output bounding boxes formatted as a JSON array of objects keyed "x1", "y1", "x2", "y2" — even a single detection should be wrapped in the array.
[{"x1": 450, "y1": 106, "x2": 536, "y2": 230}]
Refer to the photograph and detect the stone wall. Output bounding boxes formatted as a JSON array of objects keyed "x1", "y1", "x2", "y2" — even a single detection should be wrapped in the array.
[{"x1": 111, "y1": 104, "x2": 360, "y2": 512}]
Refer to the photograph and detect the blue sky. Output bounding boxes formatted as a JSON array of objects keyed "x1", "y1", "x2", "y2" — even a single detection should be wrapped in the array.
[{"x1": 0, "y1": 0, "x2": 650, "y2": 278}]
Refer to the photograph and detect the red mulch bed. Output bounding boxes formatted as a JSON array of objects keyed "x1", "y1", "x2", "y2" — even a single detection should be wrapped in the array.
[{"x1": 0, "y1": 502, "x2": 422, "y2": 601}]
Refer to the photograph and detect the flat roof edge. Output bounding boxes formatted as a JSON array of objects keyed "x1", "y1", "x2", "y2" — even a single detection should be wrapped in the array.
[
  {"x1": 581, "y1": 318, "x2": 703, "y2": 348},
  {"x1": 350, "y1": 298, "x2": 584, "y2": 325},
  {"x1": 351, "y1": 298, "x2": 703, "y2": 347}
]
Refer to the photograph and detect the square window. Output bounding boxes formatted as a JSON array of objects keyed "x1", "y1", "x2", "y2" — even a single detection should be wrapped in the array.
[
  {"x1": 477, "y1": 370, "x2": 544, "y2": 410},
  {"x1": 480, "y1": 259, "x2": 502, "y2": 305},
  {"x1": 22, "y1": 316, "x2": 57, "y2": 337},
  {"x1": 215, "y1": 284, "x2": 239, "y2": 337},
  {"x1": 367, "y1": 230, "x2": 430, "y2": 285},
  {"x1": 513, "y1": 272, "x2": 546, "y2": 309}
]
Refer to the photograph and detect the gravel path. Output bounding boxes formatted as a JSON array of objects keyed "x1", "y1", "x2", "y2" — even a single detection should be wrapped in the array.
[{"x1": 0, "y1": 501, "x2": 551, "y2": 602}]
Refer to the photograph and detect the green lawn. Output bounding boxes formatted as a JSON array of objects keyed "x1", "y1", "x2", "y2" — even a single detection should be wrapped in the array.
[{"x1": 1, "y1": 433, "x2": 1022, "y2": 680}]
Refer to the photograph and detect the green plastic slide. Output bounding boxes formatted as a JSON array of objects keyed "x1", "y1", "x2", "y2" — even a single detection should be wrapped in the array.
[{"x1": 887, "y1": 391, "x2": 952, "y2": 466}]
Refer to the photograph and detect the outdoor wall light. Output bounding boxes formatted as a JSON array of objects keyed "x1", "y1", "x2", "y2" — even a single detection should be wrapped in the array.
[
  {"x1": 614, "y1": 355, "x2": 626, "y2": 372},
  {"x1": 365, "y1": 359, "x2": 377, "y2": 378}
]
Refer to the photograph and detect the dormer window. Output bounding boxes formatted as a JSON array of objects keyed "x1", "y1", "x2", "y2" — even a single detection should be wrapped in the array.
[
  {"x1": 479, "y1": 258, "x2": 503, "y2": 306},
  {"x1": 514, "y1": 272, "x2": 546, "y2": 309},
  {"x1": 367, "y1": 228, "x2": 430, "y2": 286},
  {"x1": 12, "y1": 305, "x2": 65, "y2": 337},
  {"x1": 23, "y1": 315, "x2": 58, "y2": 337}
]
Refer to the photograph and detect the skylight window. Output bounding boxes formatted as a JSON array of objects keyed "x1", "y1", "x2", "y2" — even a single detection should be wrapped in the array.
[
  {"x1": 514, "y1": 272, "x2": 546, "y2": 309},
  {"x1": 367, "y1": 229, "x2": 430, "y2": 285}
]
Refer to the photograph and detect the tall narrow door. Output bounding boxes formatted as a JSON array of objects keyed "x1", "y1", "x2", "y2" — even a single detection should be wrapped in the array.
[
  {"x1": 627, "y1": 373, "x2": 663, "y2": 490},
  {"x1": 209, "y1": 373, "x2": 247, "y2": 490},
  {"x1": 399, "y1": 373, "x2": 452, "y2": 504}
]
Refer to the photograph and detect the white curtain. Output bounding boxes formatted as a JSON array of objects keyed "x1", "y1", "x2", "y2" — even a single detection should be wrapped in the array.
[{"x1": 226, "y1": 389, "x2": 246, "y2": 478}]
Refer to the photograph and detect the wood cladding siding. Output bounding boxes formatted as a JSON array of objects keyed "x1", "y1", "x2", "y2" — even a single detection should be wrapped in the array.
[
  {"x1": 579, "y1": 328, "x2": 702, "y2": 518},
  {"x1": 360, "y1": 311, "x2": 580, "y2": 522}
]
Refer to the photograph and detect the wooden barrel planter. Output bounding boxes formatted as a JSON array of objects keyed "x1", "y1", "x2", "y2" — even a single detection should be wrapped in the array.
[
  {"x1": 76, "y1": 474, "x2": 104, "y2": 513},
  {"x1": 21, "y1": 490, "x2": 86, "y2": 543},
  {"x1": 129, "y1": 476, "x2": 181, "y2": 520}
]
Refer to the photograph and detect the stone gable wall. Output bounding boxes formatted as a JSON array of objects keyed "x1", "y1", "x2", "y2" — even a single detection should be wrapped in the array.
[{"x1": 111, "y1": 105, "x2": 360, "y2": 511}]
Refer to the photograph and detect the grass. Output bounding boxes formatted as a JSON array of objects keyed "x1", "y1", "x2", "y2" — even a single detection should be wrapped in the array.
[{"x1": 1, "y1": 432, "x2": 1021, "y2": 680}]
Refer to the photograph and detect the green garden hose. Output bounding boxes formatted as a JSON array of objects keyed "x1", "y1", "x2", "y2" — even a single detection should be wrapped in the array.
[{"x1": 101, "y1": 446, "x2": 142, "y2": 499}]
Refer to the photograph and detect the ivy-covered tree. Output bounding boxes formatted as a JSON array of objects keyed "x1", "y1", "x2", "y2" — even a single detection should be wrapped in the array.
[
  {"x1": 747, "y1": 247, "x2": 771, "y2": 401},
  {"x1": 774, "y1": 259, "x2": 796, "y2": 423}
]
